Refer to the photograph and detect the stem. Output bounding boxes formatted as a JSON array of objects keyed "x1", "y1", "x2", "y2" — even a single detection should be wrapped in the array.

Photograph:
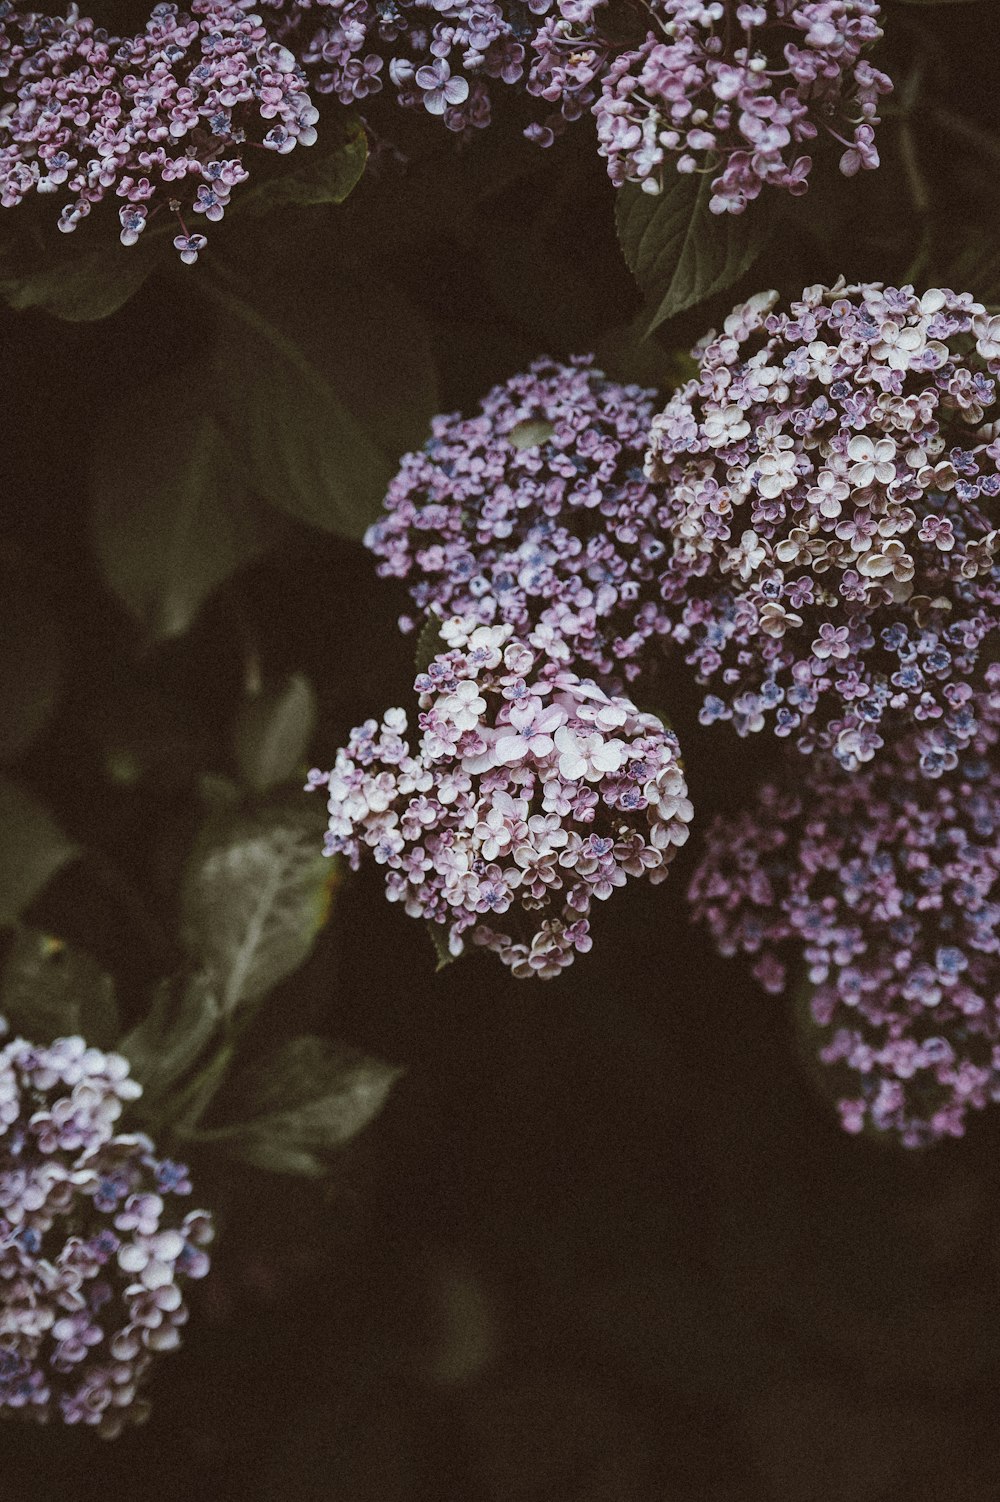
[{"x1": 898, "y1": 117, "x2": 930, "y2": 220}]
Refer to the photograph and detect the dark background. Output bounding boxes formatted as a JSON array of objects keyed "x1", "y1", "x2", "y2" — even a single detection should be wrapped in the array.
[{"x1": 2, "y1": 1, "x2": 1000, "y2": 1495}]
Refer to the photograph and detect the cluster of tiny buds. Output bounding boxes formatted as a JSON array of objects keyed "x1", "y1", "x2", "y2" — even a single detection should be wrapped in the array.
[
  {"x1": 0, "y1": 1025, "x2": 212, "y2": 1436},
  {"x1": 0, "y1": 0, "x2": 318, "y2": 261},
  {"x1": 307, "y1": 618, "x2": 692, "y2": 978}
]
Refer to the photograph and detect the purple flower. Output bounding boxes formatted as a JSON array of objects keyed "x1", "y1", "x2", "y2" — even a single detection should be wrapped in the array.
[
  {"x1": 0, "y1": 1029, "x2": 213, "y2": 1437},
  {"x1": 689, "y1": 687, "x2": 1000, "y2": 1147},
  {"x1": 593, "y1": 0, "x2": 891, "y2": 207},
  {"x1": 308, "y1": 618, "x2": 692, "y2": 978},
  {"x1": 0, "y1": 0, "x2": 317, "y2": 259},
  {"x1": 365, "y1": 358, "x2": 670, "y2": 686},
  {"x1": 414, "y1": 57, "x2": 469, "y2": 113},
  {"x1": 173, "y1": 232, "x2": 208, "y2": 264},
  {"x1": 646, "y1": 282, "x2": 1000, "y2": 774}
]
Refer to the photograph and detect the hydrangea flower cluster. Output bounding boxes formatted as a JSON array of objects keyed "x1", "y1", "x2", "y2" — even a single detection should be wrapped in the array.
[
  {"x1": 0, "y1": 1027, "x2": 213, "y2": 1436},
  {"x1": 594, "y1": 0, "x2": 891, "y2": 210},
  {"x1": 0, "y1": 0, "x2": 319, "y2": 261},
  {"x1": 365, "y1": 358, "x2": 678, "y2": 685},
  {"x1": 307, "y1": 617, "x2": 692, "y2": 978},
  {"x1": 261, "y1": 0, "x2": 613, "y2": 143},
  {"x1": 689, "y1": 673, "x2": 1000, "y2": 1146},
  {"x1": 645, "y1": 281, "x2": 1000, "y2": 775}
]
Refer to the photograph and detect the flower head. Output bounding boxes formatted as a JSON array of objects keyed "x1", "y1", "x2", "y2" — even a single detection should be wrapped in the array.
[
  {"x1": 308, "y1": 619, "x2": 693, "y2": 977},
  {"x1": 0, "y1": 1030, "x2": 213, "y2": 1436},
  {"x1": 689, "y1": 677, "x2": 1000, "y2": 1146},
  {"x1": 365, "y1": 357, "x2": 672, "y2": 685},
  {"x1": 257, "y1": 0, "x2": 615, "y2": 143},
  {"x1": 593, "y1": 0, "x2": 891, "y2": 208},
  {"x1": 0, "y1": 0, "x2": 318, "y2": 258},
  {"x1": 646, "y1": 282, "x2": 1000, "y2": 774}
]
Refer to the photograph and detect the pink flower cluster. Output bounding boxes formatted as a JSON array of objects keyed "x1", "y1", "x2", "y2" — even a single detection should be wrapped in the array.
[
  {"x1": 689, "y1": 675, "x2": 1000, "y2": 1146},
  {"x1": 307, "y1": 618, "x2": 692, "y2": 978},
  {"x1": 593, "y1": 0, "x2": 891, "y2": 210},
  {"x1": 0, "y1": 1027, "x2": 213, "y2": 1436},
  {"x1": 646, "y1": 281, "x2": 1000, "y2": 775},
  {"x1": 365, "y1": 358, "x2": 673, "y2": 686},
  {"x1": 259, "y1": 0, "x2": 613, "y2": 144},
  {"x1": 0, "y1": 0, "x2": 319, "y2": 261}
]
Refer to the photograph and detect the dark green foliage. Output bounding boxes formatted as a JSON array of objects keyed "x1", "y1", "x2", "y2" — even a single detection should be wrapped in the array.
[
  {"x1": 179, "y1": 801, "x2": 335, "y2": 1018},
  {"x1": 1, "y1": 4, "x2": 1000, "y2": 1496},
  {"x1": 616, "y1": 175, "x2": 774, "y2": 334},
  {"x1": 192, "y1": 1035, "x2": 401, "y2": 1175},
  {"x1": 233, "y1": 673, "x2": 318, "y2": 796},
  {"x1": 0, "y1": 928, "x2": 118, "y2": 1047},
  {"x1": 0, "y1": 778, "x2": 80, "y2": 925}
]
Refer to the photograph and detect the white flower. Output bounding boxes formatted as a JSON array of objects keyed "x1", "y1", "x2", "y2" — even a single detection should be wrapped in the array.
[
  {"x1": 439, "y1": 679, "x2": 487, "y2": 732},
  {"x1": 726, "y1": 528, "x2": 768, "y2": 581},
  {"x1": 872, "y1": 320, "x2": 926, "y2": 372},
  {"x1": 974, "y1": 312, "x2": 1000, "y2": 363},
  {"x1": 847, "y1": 434, "x2": 896, "y2": 488},
  {"x1": 553, "y1": 726, "x2": 626, "y2": 781},
  {"x1": 703, "y1": 403, "x2": 750, "y2": 446}
]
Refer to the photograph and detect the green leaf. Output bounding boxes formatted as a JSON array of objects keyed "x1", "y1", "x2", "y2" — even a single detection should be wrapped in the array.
[
  {"x1": 180, "y1": 801, "x2": 336, "y2": 1016},
  {"x1": 120, "y1": 973, "x2": 223, "y2": 1109},
  {"x1": 233, "y1": 672, "x2": 318, "y2": 795},
  {"x1": 0, "y1": 777, "x2": 81, "y2": 925},
  {"x1": 204, "y1": 273, "x2": 438, "y2": 539},
  {"x1": 206, "y1": 281, "x2": 393, "y2": 538},
  {"x1": 944, "y1": 230, "x2": 1000, "y2": 307},
  {"x1": 0, "y1": 235, "x2": 165, "y2": 322},
  {"x1": 616, "y1": 174, "x2": 772, "y2": 333},
  {"x1": 592, "y1": 314, "x2": 698, "y2": 393},
  {"x1": 89, "y1": 374, "x2": 283, "y2": 640},
  {"x1": 414, "y1": 615, "x2": 445, "y2": 674},
  {"x1": 508, "y1": 419, "x2": 555, "y2": 451},
  {"x1": 427, "y1": 921, "x2": 458, "y2": 973},
  {"x1": 0, "y1": 548, "x2": 62, "y2": 764},
  {"x1": 195, "y1": 1035, "x2": 401, "y2": 1175},
  {"x1": 235, "y1": 115, "x2": 368, "y2": 216},
  {"x1": 0, "y1": 929, "x2": 118, "y2": 1047}
]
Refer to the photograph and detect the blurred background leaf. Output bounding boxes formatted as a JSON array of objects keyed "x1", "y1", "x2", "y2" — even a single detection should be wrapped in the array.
[
  {"x1": 0, "y1": 230, "x2": 168, "y2": 322},
  {"x1": 233, "y1": 671, "x2": 318, "y2": 796},
  {"x1": 205, "y1": 272, "x2": 437, "y2": 539},
  {"x1": 0, "y1": 546, "x2": 63, "y2": 764},
  {"x1": 0, "y1": 777, "x2": 80, "y2": 925},
  {"x1": 180, "y1": 801, "x2": 336, "y2": 1017},
  {"x1": 234, "y1": 114, "x2": 368, "y2": 218},
  {"x1": 120, "y1": 973, "x2": 222, "y2": 1109},
  {"x1": 89, "y1": 375, "x2": 284, "y2": 641},
  {"x1": 196, "y1": 1035, "x2": 401, "y2": 1175},
  {"x1": 0, "y1": 928, "x2": 118, "y2": 1046}
]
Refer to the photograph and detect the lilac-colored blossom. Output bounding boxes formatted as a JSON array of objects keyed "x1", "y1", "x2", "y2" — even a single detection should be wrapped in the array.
[
  {"x1": 646, "y1": 281, "x2": 1000, "y2": 774},
  {"x1": 0, "y1": 0, "x2": 319, "y2": 258},
  {"x1": 260, "y1": 0, "x2": 614, "y2": 142},
  {"x1": 0, "y1": 1029, "x2": 213, "y2": 1436},
  {"x1": 689, "y1": 676, "x2": 1000, "y2": 1146},
  {"x1": 594, "y1": 0, "x2": 891, "y2": 209},
  {"x1": 308, "y1": 618, "x2": 693, "y2": 978},
  {"x1": 365, "y1": 358, "x2": 674, "y2": 685}
]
